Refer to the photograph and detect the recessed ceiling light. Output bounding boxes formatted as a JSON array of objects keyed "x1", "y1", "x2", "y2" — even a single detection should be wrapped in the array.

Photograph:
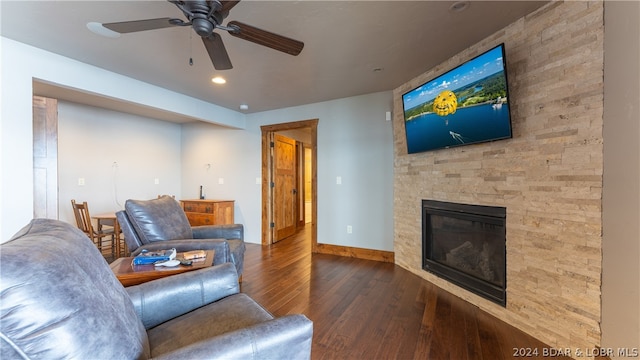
[
  {"x1": 86, "y1": 22, "x2": 121, "y2": 38},
  {"x1": 450, "y1": 1, "x2": 470, "y2": 13},
  {"x1": 211, "y1": 76, "x2": 226, "y2": 84},
  {"x1": 373, "y1": 67, "x2": 384, "y2": 73},
  {"x1": 239, "y1": 104, "x2": 249, "y2": 111}
]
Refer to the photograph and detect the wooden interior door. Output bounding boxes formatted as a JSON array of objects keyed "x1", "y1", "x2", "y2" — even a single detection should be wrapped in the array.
[
  {"x1": 273, "y1": 133, "x2": 297, "y2": 242},
  {"x1": 32, "y1": 96, "x2": 59, "y2": 219}
]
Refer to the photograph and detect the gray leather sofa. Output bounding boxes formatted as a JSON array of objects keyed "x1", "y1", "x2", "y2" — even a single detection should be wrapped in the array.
[
  {"x1": 116, "y1": 196, "x2": 245, "y2": 277},
  {"x1": 0, "y1": 219, "x2": 313, "y2": 359}
]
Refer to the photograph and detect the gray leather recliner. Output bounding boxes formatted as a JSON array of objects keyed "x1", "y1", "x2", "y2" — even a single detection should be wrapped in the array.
[
  {"x1": 116, "y1": 196, "x2": 245, "y2": 277},
  {"x1": 0, "y1": 219, "x2": 313, "y2": 359}
]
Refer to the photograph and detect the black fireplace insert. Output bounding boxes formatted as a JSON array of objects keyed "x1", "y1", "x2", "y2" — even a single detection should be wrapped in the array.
[{"x1": 422, "y1": 200, "x2": 506, "y2": 306}]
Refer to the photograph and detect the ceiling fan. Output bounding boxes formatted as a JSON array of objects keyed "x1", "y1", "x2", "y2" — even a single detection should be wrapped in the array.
[{"x1": 101, "y1": 0, "x2": 304, "y2": 70}]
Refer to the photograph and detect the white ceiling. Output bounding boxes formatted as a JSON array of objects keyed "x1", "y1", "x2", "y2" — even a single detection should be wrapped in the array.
[{"x1": 1, "y1": 0, "x2": 548, "y2": 121}]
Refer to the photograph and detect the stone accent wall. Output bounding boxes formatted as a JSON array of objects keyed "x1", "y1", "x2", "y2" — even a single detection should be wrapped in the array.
[{"x1": 393, "y1": 1, "x2": 604, "y2": 350}]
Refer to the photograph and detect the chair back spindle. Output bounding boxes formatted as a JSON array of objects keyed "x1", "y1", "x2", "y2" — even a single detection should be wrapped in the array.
[{"x1": 71, "y1": 200, "x2": 114, "y2": 256}]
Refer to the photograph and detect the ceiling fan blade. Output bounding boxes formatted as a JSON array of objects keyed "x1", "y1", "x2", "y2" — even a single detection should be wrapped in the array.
[
  {"x1": 202, "y1": 33, "x2": 233, "y2": 70},
  {"x1": 227, "y1": 21, "x2": 304, "y2": 56},
  {"x1": 103, "y1": 18, "x2": 175, "y2": 33},
  {"x1": 221, "y1": 1, "x2": 241, "y2": 14}
]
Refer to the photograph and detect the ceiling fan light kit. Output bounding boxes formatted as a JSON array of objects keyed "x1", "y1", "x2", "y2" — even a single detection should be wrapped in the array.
[{"x1": 99, "y1": 0, "x2": 304, "y2": 71}]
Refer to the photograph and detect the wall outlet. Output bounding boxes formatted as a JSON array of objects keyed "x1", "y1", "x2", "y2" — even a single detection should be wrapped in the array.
[
  {"x1": 336, "y1": 176, "x2": 342, "y2": 185},
  {"x1": 154, "y1": 178, "x2": 160, "y2": 185},
  {"x1": 347, "y1": 225, "x2": 353, "y2": 234},
  {"x1": 78, "y1": 178, "x2": 85, "y2": 186},
  {"x1": 218, "y1": 178, "x2": 224, "y2": 185}
]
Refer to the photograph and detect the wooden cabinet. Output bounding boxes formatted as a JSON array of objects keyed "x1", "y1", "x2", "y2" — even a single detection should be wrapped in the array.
[{"x1": 180, "y1": 199, "x2": 235, "y2": 226}]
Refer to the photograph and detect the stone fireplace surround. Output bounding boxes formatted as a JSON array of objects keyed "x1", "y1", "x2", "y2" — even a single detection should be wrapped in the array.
[{"x1": 393, "y1": 1, "x2": 603, "y2": 352}]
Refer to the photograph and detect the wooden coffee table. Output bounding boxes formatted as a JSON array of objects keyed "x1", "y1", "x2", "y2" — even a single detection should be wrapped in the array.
[{"x1": 110, "y1": 250, "x2": 214, "y2": 286}]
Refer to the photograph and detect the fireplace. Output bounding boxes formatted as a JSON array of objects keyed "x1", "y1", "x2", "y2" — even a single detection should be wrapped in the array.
[{"x1": 422, "y1": 200, "x2": 507, "y2": 306}]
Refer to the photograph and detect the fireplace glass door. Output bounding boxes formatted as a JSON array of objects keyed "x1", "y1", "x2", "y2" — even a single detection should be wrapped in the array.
[{"x1": 423, "y1": 200, "x2": 507, "y2": 306}]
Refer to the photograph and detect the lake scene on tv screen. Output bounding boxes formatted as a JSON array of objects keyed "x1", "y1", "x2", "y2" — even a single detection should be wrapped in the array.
[{"x1": 403, "y1": 45, "x2": 512, "y2": 154}]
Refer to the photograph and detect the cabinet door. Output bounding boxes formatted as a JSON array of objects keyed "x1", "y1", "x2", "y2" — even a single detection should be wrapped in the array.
[{"x1": 213, "y1": 202, "x2": 234, "y2": 224}]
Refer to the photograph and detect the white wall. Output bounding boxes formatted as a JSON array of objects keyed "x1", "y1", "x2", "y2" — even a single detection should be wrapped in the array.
[
  {"x1": 0, "y1": 37, "x2": 244, "y2": 240},
  {"x1": 602, "y1": 0, "x2": 640, "y2": 349},
  {"x1": 181, "y1": 123, "x2": 262, "y2": 242},
  {"x1": 181, "y1": 91, "x2": 396, "y2": 250},
  {"x1": 58, "y1": 101, "x2": 182, "y2": 225}
]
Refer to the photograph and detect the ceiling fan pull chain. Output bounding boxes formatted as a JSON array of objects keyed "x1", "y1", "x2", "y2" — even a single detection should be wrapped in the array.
[{"x1": 189, "y1": 31, "x2": 194, "y2": 66}]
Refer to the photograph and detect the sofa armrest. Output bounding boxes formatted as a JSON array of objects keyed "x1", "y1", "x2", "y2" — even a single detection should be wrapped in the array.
[
  {"x1": 130, "y1": 239, "x2": 231, "y2": 266},
  {"x1": 126, "y1": 263, "x2": 239, "y2": 329},
  {"x1": 192, "y1": 224, "x2": 244, "y2": 241},
  {"x1": 152, "y1": 314, "x2": 313, "y2": 360}
]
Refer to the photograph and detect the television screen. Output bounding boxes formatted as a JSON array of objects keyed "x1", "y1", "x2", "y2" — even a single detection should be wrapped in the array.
[{"x1": 402, "y1": 43, "x2": 512, "y2": 154}]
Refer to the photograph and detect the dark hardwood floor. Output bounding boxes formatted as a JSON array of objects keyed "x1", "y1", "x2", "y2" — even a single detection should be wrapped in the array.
[{"x1": 240, "y1": 225, "x2": 570, "y2": 360}]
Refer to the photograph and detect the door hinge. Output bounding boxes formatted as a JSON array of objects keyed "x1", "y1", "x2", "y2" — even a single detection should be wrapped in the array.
[
  {"x1": 270, "y1": 182, "x2": 275, "y2": 188},
  {"x1": 270, "y1": 222, "x2": 275, "y2": 228},
  {"x1": 270, "y1": 141, "x2": 275, "y2": 148}
]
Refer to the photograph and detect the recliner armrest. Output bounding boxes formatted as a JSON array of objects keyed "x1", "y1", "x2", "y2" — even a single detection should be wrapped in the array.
[
  {"x1": 151, "y1": 314, "x2": 313, "y2": 360},
  {"x1": 192, "y1": 224, "x2": 244, "y2": 241},
  {"x1": 126, "y1": 263, "x2": 239, "y2": 329}
]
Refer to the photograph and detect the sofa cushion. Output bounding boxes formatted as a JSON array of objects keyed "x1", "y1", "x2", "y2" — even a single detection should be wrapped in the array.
[
  {"x1": 147, "y1": 293, "x2": 274, "y2": 357},
  {"x1": 125, "y1": 196, "x2": 193, "y2": 244},
  {"x1": 0, "y1": 219, "x2": 150, "y2": 359}
]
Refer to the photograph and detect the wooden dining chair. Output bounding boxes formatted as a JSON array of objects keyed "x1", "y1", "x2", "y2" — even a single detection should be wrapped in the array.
[{"x1": 71, "y1": 200, "x2": 115, "y2": 256}]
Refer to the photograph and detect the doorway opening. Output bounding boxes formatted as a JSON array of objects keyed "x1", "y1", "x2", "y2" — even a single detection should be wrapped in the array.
[{"x1": 261, "y1": 119, "x2": 318, "y2": 250}]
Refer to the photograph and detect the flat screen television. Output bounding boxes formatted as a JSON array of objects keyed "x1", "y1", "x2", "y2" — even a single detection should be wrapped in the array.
[{"x1": 402, "y1": 43, "x2": 513, "y2": 154}]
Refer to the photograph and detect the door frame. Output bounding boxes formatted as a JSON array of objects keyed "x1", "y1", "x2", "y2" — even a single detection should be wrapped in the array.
[
  {"x1": 261, "y1": 119, "x2": 318, "y2": 249},
  {"x1": 298, "y1": 143, "x2": 311, "y2": 228}
]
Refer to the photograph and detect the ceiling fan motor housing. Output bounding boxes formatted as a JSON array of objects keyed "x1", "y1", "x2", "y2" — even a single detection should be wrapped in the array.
[
  {"x1": 184, "y1": 0, "x2": 225, "y2": 37},
  {"x1": 192, "y1": 17, "x2": 214, "y2": 37}
]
